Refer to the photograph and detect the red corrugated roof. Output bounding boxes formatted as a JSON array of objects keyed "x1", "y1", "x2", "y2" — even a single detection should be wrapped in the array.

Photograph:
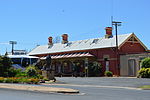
[{"x1": 40, "y1": 52, "x2": 94, "y2": 59}]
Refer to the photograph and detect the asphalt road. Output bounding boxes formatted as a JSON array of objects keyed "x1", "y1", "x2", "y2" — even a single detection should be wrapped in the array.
[
  {"x1": 0, "y1": 77, "x2": 150, "y2": 100},
  {"x1": 55, "y1": 77, "x2": 150, "y2": 88}
]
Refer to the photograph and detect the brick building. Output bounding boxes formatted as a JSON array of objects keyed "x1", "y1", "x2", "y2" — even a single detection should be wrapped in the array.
[{"x1": 28, "y1": 27, "x2": 148, "y2": 76}]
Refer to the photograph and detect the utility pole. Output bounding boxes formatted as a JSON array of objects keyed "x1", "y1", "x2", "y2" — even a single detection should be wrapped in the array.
[
  {"x1": 9, "y1": 41, "x2": 17, "y2": 55},
  {"x1": 112, "y1": 21, "x2": 122, "y2": 75},
  {"x1": 112, "y1": 21, "x2": 122, "y2": 48}
]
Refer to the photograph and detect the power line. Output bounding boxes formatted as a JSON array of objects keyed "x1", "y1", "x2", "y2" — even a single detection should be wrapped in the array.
[{"x1": 0, "y1": 42, "x2": 9, "y2": 45}]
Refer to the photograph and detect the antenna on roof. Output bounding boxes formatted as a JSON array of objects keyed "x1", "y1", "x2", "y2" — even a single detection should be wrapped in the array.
[
  {"x1": 111, "y1": 0, "x2": 114, "y2": 29},
  {"x1": 111, "y1": 16, "x2": 113, "y2": 29}
]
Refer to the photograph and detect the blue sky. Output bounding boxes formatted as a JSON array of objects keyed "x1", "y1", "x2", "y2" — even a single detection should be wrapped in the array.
[{"x1": 0, "y1": 0, "x2": 150, "y2": 55}]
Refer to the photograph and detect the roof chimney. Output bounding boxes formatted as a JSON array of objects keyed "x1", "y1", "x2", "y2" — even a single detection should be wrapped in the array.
[
  {"x1": 62, "y1": 34, "x2": 68, "y2": 44},
  {"x1": 105, "y1": 27, "x2": 113, "y2": 38},
  {"x1": 48, "y1": 36, "x2": 53, "y2": 45}
]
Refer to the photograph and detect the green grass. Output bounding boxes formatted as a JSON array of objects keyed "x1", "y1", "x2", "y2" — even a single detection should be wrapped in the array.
[{"x1": 139, "y1": 85, "x2": 150, "y2": 89}]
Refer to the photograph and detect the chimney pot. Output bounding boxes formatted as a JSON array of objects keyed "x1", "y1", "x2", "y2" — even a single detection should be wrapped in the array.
[
  {"x1": 62, "y1": 34, "x2": 68, "y2": 44},
  {"x1": 48, "y1": 36, "x2": 53, "y2": 45},
  {"x1": 105, "y1": 27, "x2": 113, "y2": 38}
]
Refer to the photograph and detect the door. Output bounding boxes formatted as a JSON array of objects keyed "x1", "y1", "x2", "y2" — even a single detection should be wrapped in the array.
[
  {"x1": 105, "y1": 61, "x2": 109, "y2": 71},
  {"x1": 128, "y1": 59, "x2": 136, "y2": 76}
]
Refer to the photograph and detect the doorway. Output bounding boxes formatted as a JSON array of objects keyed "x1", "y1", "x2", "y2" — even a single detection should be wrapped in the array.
[{"x1": 128, "y1": 59, "x2": 136, "y2": 76}]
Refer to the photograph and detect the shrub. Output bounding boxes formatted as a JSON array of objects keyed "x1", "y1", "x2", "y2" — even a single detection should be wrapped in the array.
[
  {"x1": 4, "y1": 78, "x2": 13, "y2": 83},
  {"x1": 15, "y1": 72, "x2": 28, "y2": 77},
  {"x1": 0, "y1": 77, "x2": 40, "y2": 84},
  {"x1": 27, "y1": 78, "x2": 39, "y2": 84},
  {"x1": 43, "y1": 78, "x2": 49, "y2": 81},
  {"x1": 138, "y1": 68, "x2": 150, "y2": 78},
  {"x1": 88, "y1": 61, "x2": 102, "y2": 77},
  {"x1": 36, "y1": 74, "x2": 44, "y2": 79},
  {"x1": 25, "y1": 65, "x2": 37, "y2": 77},
  {"x1": 16, "y1": 77, "x2": 39, "y2": 84},
  {"x1": 141, "y1": 57, "x2": 150, "y2": 68},
  {"x1": 0, "y1": 77, "x2": 4, "y2": 83},
  {"x1": 8, "y1": 68, "x2": 22, "y2": 77},
  {"x1": 18, "y1": 78, "x2": 30, "y2": 83},
  {"x1": 105, "y1": 71, "x2": 113, "y2": 77},
  {"x1": 11, "y1": 77, "x2": 20, "y2": 83},
  {"x1": 0, "y1": 77, "x2": 19, "y2": 83}
]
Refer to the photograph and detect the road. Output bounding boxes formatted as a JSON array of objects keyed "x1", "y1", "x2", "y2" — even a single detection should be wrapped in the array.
[{"x1": 0, "y1": 77, "x2": 150, "y2": 100}]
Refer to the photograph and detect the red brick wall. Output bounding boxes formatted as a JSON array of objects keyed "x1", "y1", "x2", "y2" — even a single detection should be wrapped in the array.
[
  {"x1": 119, "y1": 42, "x2": 146, "y2": 54},
  {"x1": 90, "y1": 48, "x2": 116, "y2": 59},
  {"x1": 88, "y1": 41, "x2": 146, "y2": 76},
  {"x1": 89, "y1": 48, "x2": 119, "y2": 75}
]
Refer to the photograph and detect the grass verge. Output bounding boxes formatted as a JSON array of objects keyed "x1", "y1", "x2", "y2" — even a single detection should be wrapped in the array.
[{"x1": 139, "y1": 85, "x2": 150, "y2": 90}]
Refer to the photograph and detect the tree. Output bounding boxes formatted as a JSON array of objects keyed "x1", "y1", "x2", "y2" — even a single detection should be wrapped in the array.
[
  {"x1": 141, "y1": 57, "x2": 150, "y2": 68},
  {"x1": 0, "y1": 56, "x2": 12, "y2": 77},
  {"x1": 88, "y1": 61, "x2": 102, "y2": 77},
  {"x1": 25, "y1": 65, "x2": 38, "y2": 77},
  {"x1": 0, "y1": 56, "x2": 3, "y2": 76}
]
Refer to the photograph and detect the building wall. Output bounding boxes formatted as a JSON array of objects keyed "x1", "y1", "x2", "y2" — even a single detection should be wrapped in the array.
[
  {"x1": 119, "y1": 41, "x2": 147, "y2": 76},
  {"x1": 90, "y1": 48, "x2": 119, "y2": 75},
  {"x1": 89, "y1": 40, "x2": 147, "y2": 76},
  {"x1": 120, "y1": 55, "x2": 128, "y2": 76},
  {"x1": 120, "y1": 53, "x2": 150, "y2": 76},
  {"x1": 120, "y1": 42, "x2": 145, "y2": 54}
]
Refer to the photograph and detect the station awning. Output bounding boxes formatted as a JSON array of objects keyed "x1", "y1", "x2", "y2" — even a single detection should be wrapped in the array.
[{"x1": 40, "y1": 52, "x2": 94, "y2": 59}]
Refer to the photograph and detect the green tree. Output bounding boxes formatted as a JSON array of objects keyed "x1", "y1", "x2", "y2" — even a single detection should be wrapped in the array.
[
  {"x1": 0, "y1": 56, "x2": 12, "y2": 77},
  {"x1": 141, "y1": 57, "x2": 150, "y2": 68},
  {"x1": 8, "y1": 68, "x2": 22, "y2": 77},
  {"x1": 25, "y1": 65, "x2": 38, "y2": 77},
  {"x1": 0, "y1": 56, "x2": 3, "y2": 76},
  {"x1": 88, "y1": 61, "x2": 102, "y2": 77}
]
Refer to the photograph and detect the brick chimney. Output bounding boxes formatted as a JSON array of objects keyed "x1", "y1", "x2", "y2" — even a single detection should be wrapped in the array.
[
  {"x1": 105, "y1": 27, "x2": 113, "y2": 38},
  {"x1": 48, "y1": 36, "x2": 53, "y2": 45},
  {"x1": 62, "y1": 34, "x2": 68, "y2": 44}
]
